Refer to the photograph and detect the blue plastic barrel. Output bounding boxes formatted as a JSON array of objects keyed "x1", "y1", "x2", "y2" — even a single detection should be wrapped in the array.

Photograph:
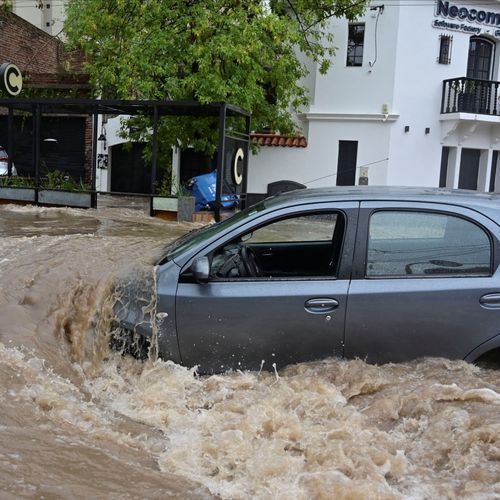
[{"x1": 191, "y1": 171, "x2": 239, "y2": 211}]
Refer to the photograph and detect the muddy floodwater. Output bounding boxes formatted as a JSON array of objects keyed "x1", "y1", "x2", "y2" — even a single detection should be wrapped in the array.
[{"x1": 0, "y1": 203, "x2": 498, "y2": 499}]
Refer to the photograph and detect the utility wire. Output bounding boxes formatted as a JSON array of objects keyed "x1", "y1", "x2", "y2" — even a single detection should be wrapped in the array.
[{"x1": 304, "y1": 157, "x2": 389, "y2": 186}]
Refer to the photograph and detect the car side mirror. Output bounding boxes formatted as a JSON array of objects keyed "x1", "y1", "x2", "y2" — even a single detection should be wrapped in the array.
[{"x1": 191, "y1": 256, "x2": 210, "y2": 284}]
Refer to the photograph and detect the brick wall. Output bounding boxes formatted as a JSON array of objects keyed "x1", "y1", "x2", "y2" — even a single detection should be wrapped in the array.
[
  {"x1": 0, "y1": 10, "x2": 87, "y2": 85},
  {"x1": 0, "y1": 10, "x2": 92, "y2": 179}
]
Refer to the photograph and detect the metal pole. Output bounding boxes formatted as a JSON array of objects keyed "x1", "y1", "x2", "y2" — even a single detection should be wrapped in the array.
[
  {"x1": 242, "y1": 114, "x2": 251, "y2": 209},
  {"x1": 150, "y1": 104, "x2": 159, "y2": 217},
  {"x1": 34, "y1": 104, "x2": 40, "y2": 204},
  {"x1": 7, "y1": 106, "x2": 13, "y2": 177},
  {"x1": 215, "y1": 103, "x2": 227, "y2": 222},
  {"x1": 91, "y1": 109, "x2": 98, "y2": 208}
]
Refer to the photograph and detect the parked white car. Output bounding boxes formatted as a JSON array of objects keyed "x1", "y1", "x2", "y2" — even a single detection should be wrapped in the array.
[{"x1": 0, "y1": 146, "x2": 17, "y2": 176}]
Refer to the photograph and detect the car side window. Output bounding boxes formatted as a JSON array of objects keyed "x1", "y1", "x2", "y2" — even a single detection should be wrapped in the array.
[
  {"x1": 366, "y1": 211, "x2": 491, "y2": 277},
  {"x1": 247, "y1": 213, "x2": 338, "y2": 243},
  {"x1": 210, "y1": 212, "x2": 344, "y2": 279}
]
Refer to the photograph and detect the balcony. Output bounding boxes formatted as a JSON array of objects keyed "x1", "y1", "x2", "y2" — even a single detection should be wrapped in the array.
[{"x1": 441, "y1": 77, "x2": 500, "y2": 116}]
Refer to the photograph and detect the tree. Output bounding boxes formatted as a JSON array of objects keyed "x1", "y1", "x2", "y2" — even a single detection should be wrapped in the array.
[{"x1": 64, "y1": 0, "x2": 367, "y2": 158}]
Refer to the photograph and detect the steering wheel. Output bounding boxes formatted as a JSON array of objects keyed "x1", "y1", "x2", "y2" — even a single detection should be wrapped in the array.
[{"x1": 240, "y1": 245, "x2": 262, "y2": 277}]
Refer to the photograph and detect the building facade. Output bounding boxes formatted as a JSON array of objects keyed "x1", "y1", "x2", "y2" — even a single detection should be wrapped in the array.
[
  {"x1": 11, "y1": 0, "x2": 66, "y2": 37},
  {"x1": 0, "y1": 9, "x2": 90, "y2": 181},
  {"x1": 10, "y1": 0, "x2": 500, "y2": 198},
  {"x1": 248, "y1": 0, "x2": 500, "y2": 196}
]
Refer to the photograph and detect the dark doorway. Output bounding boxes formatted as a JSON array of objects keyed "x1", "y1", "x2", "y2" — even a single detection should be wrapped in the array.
[
  {"x1": 110, "y1": 143, "x2": 150, "y2": 193},
  {"x1": 490, "y1": 151, "x2": 498, "y2": 192},
  {"x1": 179, "y1": 148, "x2": 216, "y2": 185},
  {"x1": 459, "y1": 148, "x2": 480, "y2": 190},
  {"x1": 439, "y1": 146, "x2": 450, "y2": 187},
  {"x1": 336, "y1": 140, "x2": 357, "y2": 186},
  {"x1": 467, "y1": 37, "x2": 493, "y2": 80}
]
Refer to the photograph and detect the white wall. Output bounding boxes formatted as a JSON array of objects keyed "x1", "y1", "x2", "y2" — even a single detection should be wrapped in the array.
[
  {"x1": 248, "y1": 119, "x2": 392, "y2": 193},
  {"x1": 249, "y1": 0, "x2": 400, "y2": 192},
  {"x1": 312, "y1": 2, "x2": 399, "y2": 115},
  {"x1": 250, "y1": 0, "x2": 500, "y2": 193},
  {"x1": 388, "y1": 1, "x2": 483, "y2": 185},
  {"x1": 12, "y1": 0, "x2": 66, "y2": 36}
]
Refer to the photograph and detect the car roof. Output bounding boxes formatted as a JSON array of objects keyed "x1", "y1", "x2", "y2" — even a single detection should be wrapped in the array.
[{"x1": 263, "y1": 186, "x2": 500, "y2": 223}]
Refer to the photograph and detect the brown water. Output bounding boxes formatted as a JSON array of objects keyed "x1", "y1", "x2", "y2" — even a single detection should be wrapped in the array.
[{"x1": 0, "y1": 204, "x2": 498, "y2": 499}]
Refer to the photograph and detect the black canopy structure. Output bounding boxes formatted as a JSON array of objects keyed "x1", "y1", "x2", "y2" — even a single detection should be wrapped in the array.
[{"x1": 0, "y1": 98, "x2": 251, "y2": 219}]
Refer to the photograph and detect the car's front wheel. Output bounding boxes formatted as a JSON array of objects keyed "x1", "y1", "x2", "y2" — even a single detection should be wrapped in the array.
[
  {"x1": 109, "y1": 325, "x2": 150, "y2": 360},
  {"x1": 475, "y1": 347, "x2": 500, "y2": 370}
]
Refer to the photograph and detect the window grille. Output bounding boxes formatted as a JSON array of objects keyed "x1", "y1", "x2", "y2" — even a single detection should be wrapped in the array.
[{"x1": 438, "y1": 35, "x2": 453, "y2": 65}]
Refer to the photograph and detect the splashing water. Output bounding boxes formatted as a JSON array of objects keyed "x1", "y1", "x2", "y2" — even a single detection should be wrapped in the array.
[{"x1": 0, "y1": 203, "x2": 498, "y2": 499}]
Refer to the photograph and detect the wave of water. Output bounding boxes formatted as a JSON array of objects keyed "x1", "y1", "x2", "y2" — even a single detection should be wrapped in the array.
[{"x1": 0, "y1": 204, "x2": 498, "y2": 499}]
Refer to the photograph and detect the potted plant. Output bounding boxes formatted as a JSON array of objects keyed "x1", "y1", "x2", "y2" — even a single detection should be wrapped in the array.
[
  {"x1": 0, "y1": 176, "x2": 36, "y2": 203},
  {"x1": 39, "y1": 170, "x2": 92, "y2": 208}
]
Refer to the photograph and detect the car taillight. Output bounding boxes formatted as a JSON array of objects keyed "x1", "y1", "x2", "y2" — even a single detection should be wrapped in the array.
[{"x1": 0, "y1": 155, "x2": 8, "y2": 161}]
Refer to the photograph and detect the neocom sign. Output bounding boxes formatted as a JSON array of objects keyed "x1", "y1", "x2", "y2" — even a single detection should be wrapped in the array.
[{"x1": 436, "y1": 1, "x2": 500, "y2": 26}]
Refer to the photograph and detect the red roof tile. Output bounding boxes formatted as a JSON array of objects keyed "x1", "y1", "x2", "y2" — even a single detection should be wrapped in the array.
[{"x1": 250, "y1": 133, "x2": 307, "y2": 148}]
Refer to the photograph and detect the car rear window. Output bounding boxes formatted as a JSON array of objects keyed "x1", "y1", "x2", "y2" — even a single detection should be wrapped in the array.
[{"x1": 366, "y1": 210, "x2": 492, "y2": 277}]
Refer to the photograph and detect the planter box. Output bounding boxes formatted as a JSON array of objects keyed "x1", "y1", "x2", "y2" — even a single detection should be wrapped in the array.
[
  {"x1": 152, "y1": 196, "x2": 178, "y2": 221},
  {"x1": 152, "y1": 196, "x2": 178, "y2": 212},
  {"x1": 39, "y1": 190, "x2": 92, "y2": 208},
  {"x1": 152, "y1": 196, "x2": 197, "y2": 222},
  {"x1": 0, "y1": 186, "x2": 36, "y2": 202}
]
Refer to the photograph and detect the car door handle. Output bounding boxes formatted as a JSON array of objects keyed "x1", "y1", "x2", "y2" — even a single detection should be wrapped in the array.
[
  {"x1": 479, "y1": 293, "x2": 500, "y2": 309},
  {"x1": 304, "y1": 298, "x2": 339, "y2": 314}
]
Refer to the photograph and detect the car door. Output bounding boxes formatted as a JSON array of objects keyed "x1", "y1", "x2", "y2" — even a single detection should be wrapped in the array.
[
  {"x1": 175, "y1": 202, "x2": 358, "y2": 373},
  {"x1": 345, "y1": 201, "x2": 500, "y2": 363}
]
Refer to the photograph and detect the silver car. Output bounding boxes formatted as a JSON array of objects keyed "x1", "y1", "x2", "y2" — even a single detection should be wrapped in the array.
[
  {"x1": 113, "y1": 187, "x2": 500, "y2": 373},
  {"x1": 0, "y1": 146, "x2": 17, "y2": 176}
]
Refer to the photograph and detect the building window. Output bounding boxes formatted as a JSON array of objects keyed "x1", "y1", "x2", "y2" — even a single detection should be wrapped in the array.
[
  {"x1": 347, "y1": 23, "x2": 365, "y2": 67},
  {"x1": 467, "y1": 37, "x2": 493, "y2": 80},
  {"x1": 438, "y1": 35, "x2": 452, "y2": 64}
]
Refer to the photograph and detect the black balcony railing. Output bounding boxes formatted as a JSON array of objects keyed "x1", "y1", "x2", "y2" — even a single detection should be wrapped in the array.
[{"x1": 441, "y1": 77, "x2": 500, "y2": 116}]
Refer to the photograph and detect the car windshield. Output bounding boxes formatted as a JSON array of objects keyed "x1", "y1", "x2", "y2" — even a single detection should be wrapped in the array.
[{"x1": 159, "y1": 201, "x2": 266, "y2": 264}]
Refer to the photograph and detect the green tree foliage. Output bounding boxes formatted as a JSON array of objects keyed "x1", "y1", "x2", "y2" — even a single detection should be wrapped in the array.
[
  {"x1": 0, "y1": 1, "x2": 12, "y2": 14},
  {"x1": 65, "y1": 0, "x2": 367, "y2": 156}
]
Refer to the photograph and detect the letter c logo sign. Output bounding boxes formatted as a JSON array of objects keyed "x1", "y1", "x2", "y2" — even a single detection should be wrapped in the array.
[
  {"x1": 233, "y1": 147, "x2": 244, "y2": 185},
  {"x1": 0, "y1": 63, "x2": 23, "y2": 96}
]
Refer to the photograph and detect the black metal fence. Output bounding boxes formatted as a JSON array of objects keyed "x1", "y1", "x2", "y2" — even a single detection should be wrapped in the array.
[
  {"x1": 442, "y1": 77, "x2": 500, "y2": 116},
  {"x1": 0, "y1": 99, "x2": 250, "y2": 219}
]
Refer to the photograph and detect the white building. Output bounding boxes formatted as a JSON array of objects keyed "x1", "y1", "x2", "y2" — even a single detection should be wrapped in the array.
[
  {"x1": 248, "y1": 0, "x2": 500, "y2": 196},
  {"x1": 11, "y1": 0, "x2": 66, "y2": 37}
]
